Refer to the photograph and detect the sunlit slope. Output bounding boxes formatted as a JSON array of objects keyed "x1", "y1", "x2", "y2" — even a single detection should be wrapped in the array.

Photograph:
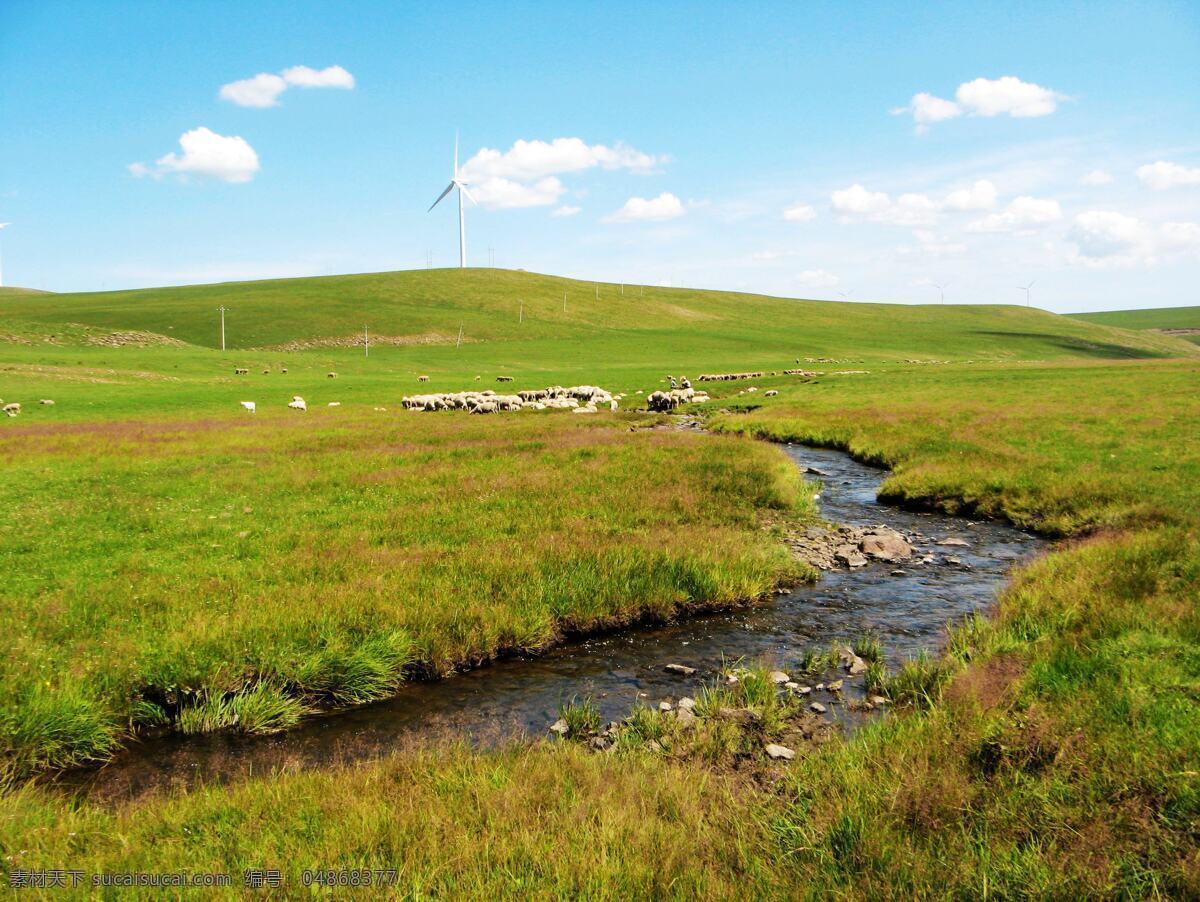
[
  {"x1": 1071, "y1": 305, "x2": 1200, "y2": 345},
  {"x1": 3, "y1": 268, "x2": 1193, "y2": 360}
]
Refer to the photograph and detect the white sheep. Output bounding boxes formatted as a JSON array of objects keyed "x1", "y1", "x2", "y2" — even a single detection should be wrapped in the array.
[
  {"x1": 240, "y1": 401, "x2": 256, "y2": 413},
  {"x1": 3, "y1": 402, "x2": 20, "y2": 417},
  {"x1": 40, "y1": 399, "x2": 55, "y2": 406},
  {"x1": 328, "y1": 401, "x2": 341, "y2": 407},
  {"x1": 288, "y1": 396, "x2": 307, "y2": 411}
]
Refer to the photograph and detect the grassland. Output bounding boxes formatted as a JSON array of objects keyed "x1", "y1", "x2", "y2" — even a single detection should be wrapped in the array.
[
  {"x1": 2, "y1": 269, "x2": 1198, "y2": 896},
  {"x1": 1072, "y1": 304, "x2": 1200, "y2": 344}
]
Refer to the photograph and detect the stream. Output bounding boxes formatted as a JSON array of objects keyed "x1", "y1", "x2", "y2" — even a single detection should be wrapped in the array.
[{"x1": 61, "y1": 444, "x2": 1043, "y2": 802}]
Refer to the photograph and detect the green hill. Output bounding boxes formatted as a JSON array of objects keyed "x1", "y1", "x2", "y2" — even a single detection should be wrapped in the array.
[
  {"x1": 1070, "y1": 305, "x2": 1200, "y2": 345},
  {"x1": 2, "y1": 268, "x2": 1192, "y2": 360}
]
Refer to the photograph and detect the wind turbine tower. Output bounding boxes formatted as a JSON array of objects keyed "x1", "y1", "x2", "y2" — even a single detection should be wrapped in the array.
[
  {"x1": 428, "y1": 136, "x2": 476, "y2": 268},
  {"x1": 1019, "y1": 280, "x2": 1036, "y2": 307}
]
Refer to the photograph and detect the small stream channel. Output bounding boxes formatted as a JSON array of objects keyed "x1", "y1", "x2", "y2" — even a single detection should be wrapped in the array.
[{"x1": 61, "y1": 444, "x2": 1043, "y2": 802}]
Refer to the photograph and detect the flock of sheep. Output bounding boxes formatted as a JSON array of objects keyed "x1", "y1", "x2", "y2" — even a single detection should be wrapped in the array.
[
  {"x1": 2, "y1": 399, "x2": 53, "y2": 417},
  {"x1": 401, "y1": 384, "x2": 623, "y2": 415}
]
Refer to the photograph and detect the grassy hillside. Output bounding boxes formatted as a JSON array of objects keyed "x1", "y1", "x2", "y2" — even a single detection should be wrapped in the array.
[
  {"x1": 2, "y1": 268, "x2": 1191, "y2": 359},
  {"x1": 1072, "y1": 305, "x2": 1200, "y2": 344}
]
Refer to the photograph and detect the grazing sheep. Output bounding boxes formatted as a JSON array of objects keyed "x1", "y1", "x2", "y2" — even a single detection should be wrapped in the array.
[
  {"x1": 39, "y1": 399, "x2": 55, "y2": 406},
  {"x1": 281, "y1": 367, "x2": 288, "y2": 374},
  {"x1": 764, "y1": 390, "x2": 778, "y2": 397},
  {"x1": 697, "y1": 372, "x2": 764, "y2": 382},
  {"x1": 327, "y1": 372, "x2": 337, "y2": 379},
  {"x1": 240, "y1": 401, "x2": 256, "y2": 413},
  {"x1": 418, "y1": 375, "x2": 430, "y2": 383},
  {"x1": 328, "y1": 401, "x2": 341, "y2": 407},
  {"x1": 496, "y1": 375, "x2": 514, "y2": 382},
  {"x1": 262, "y1": 369, "x2": 271, "y2": 375},
  {"x1": 234, "y1": 367, "x2": 248, "y2": 375},
  {"x1": 474, "y1": 375, "x2": 481, "y2": 381},
  {"x1": 288, "y1": 396, "x2": 307, "y2": 412},
  {"x1": 680, "y1": 377, "x2": 691, "y2": 389},
  {"x1": 3, "y1": 402, "x2": 20, "y2": 417}
]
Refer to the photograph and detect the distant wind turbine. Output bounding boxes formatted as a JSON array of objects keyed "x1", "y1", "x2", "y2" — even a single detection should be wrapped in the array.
[
  {"x1": 1018, "y1": 280, "x2": 1036, "y2": 307},
  {"x1": 427, "y1": 135, "x2": 477, "y2": 268},
  {"x1": 0, "y1": 223, "x2": 10, "y2": 287},
  {"x1": 932, "y1": 281, "x2": 949, "y2": 304}
]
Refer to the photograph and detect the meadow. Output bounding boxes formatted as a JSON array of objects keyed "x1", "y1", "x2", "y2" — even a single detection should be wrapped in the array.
[
  {"x1": 1071, "y1": 303, "x2": 1200, "y2": 344},
  {"x1": 1, "y1": 270, "x2": 1197, "y2": 896}
]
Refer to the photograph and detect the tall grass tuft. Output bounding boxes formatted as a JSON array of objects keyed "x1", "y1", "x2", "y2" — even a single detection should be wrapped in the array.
[
  {"x1": 559, "y1": 696, "x2": 600, "y2": 737},
  {"x1": 884, "y1": 650, "x2": 954, "y2": 709}
]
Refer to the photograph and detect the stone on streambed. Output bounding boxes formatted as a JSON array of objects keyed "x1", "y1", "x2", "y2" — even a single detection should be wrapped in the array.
[
  {"x1": 834, "y1": 544, "x2": 869, "y2": 568},
  {"x1": 549, "y1": 719, "x2": 569, "y2": 737},
  {"x1": 659, "y1": 701, "x2": 673, "y2": 713},
  {"x1": 860, "y1": 529, "x2": 914, "y2": 562},
  {"x1": 664, "y1": 663, "x2": 697, "y2": 676},
  {"x1": 938, "y1": 537, "x2": 970, "y2": 547},
  {"x1": 827, "y1": 679, "x2": 844, "y2": 692},
  {"x1": 764, "y1": 743, "x2": 795, "y2": 760},
  {"x1": 810, "y1": 702, "x2": 827, "y2": 714},
  {"x1": 769, "y1": 670, "x2": 791, "y2": 684},
  {"x1": 840, "y1": 647, "x2": 870, "y2": 675},
  {"x1": 678, "y1": 697, "x2": 697, "y2": 711},
  {"x1": 675, "y1": 707, "x2": 697, "y2": 728}
]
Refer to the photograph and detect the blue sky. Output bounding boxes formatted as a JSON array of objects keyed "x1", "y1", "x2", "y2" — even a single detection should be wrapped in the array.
[{"x1": 1, "y1": 0, "x2": 1198, "y2": 311}]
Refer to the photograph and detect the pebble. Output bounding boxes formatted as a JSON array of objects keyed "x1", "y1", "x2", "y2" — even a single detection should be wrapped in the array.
[
  {"x1": 769, "y1": 670, "x2": 791, "y2": 684},
  {"x1": 764, "y1": 743, "x2": 795, "y2": 760},
  {"x1": 549, "y1": 719, "x2": 569, "y2": 736},
  {"x1": 658, "y1": 701, "x2": 673, "y2": 713},
  {"x1": 677, "y1": 697, "x2": 696, "y2": 711},
  {"x1": 938, "y1": 537, "x2": 970, "y2": 547},
  {"x1": 827, "y1": 679, "x2": 844, "y2": 692},
  {"x1": 810, "y1": 702, "x2": 827, "y2": 714},
  {"x1": 664, "y1": 663, "x2": 697, "y2": 676},
  {"x1": 675, "y1": 707, "x2": 697, "y2": 728}
]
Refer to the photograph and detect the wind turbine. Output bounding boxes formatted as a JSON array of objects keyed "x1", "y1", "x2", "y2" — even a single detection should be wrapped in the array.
[
  {"x1": 0, "y1": 223, "x2": 9, "y2": 288},
  {"x1": 427, "y1": 136, "x2": 476, "y2": 268},
  {"x1": 932, "y1": 281, "x2": 949, "y2": 304},
  {"x1": 1018, "y1": 280, "x2": 1036, "y2": 307}
]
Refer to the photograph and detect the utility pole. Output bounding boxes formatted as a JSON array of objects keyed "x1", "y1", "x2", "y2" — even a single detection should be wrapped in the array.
[
  {"x1": 456, "y1": 322, "x2": 463, "y2": 349},
  {"x1": 218, "y1": 306, "x2": 227, "y2": 351},
  {"x1": 563, "y1": 290, "x2": 567, "y2": 313},
  {"x1": 364, "y1": 324, "x2": 369, "y2": 357},
  {"x1": 595, "y1": 283, "x2": 599, "y2": 301},
  {"x1": 519, "y1": 301, "x2": 524, "y2": 324}
]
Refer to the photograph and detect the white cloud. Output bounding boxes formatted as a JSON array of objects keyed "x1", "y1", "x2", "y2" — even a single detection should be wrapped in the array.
[
  {"x1": 831, "y1": 184, "x2": 891, "y2": 216},
  {"x1": 1082, "y1": 169, "x2": 1114, "y2": 185},
  {"x1": 1161, "y1": 221, "x2": 1200, "y2": 249},
  {"x1": 470, "y1": 176, "x2": 565, "y2": 210},
  {"x1": 461, "y1": 138, "x2": 663, "y2": 182},
  {"x1": 551, "y1": 204, "x2": 581, "y2": 217},
  {"x1": 604, "y1": 192, "x2": 685, "y2": 223},
  {"x1": 893, "y1": 76, "x2": 1064, "y2": 129},
  {"x1": 280, "y1": 65, "x2": 355, "y2": 89},
  {"x1": 794, "y1": 269, "x2": 840, "y2": 289},
  {"x1": 943, "y1": 179, "x2": 998, "y2": 211},
  {"x1": 1068, "y1": 211, "x2": 1200, "y2": 267},
  {"x1": 832, "y1": 179, "x2": 995, "y2": 227},
  {"x1": 220, "y1": 64, "x2": 354, "y2": 107},
  {"x1": 782, "y1": 203, "x2": 817, "y2": 222},
  {"x1": 129, "y1": 127, "x2": 260, "y2": 183},
  {"x1": 1136, "y1": 160, "x2": 1200, "y2": 190},
  {"x1": 1068, "y1": 210, "x2": 1155, "y2": 266},
  {"x1": 967, "y1": 196, "x2": 1062, "y2": 233},
  {"x1": 219, "y1": 73, "x2": 288, "y2": 108},
  {"x1": 955, "y1": 76, "x2": 1063, "y2": 118}
]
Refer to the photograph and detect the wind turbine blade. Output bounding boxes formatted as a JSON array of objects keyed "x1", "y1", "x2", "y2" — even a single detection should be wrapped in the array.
[
  {"x1": 428, "y1": 182, "x2": 455, "y2": 212},
  {"x1": 459, "y1": 183, "x2": 478, "y2": 205}
]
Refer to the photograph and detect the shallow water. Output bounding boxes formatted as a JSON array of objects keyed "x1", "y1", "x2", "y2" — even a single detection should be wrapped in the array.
[{"x1": 62, "y1": 444, "x2": 1042, "y2": 801}]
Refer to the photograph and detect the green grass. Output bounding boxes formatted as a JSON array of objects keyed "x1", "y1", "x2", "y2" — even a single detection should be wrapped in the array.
[
  {"x1": 0, "y1": 408, "x2": 812, "y2": 774},
  {"x1": 1, "y1": 268, "x2": 1198, "y2": 896},
  {"x1": 1071, "y1": 304, "x2": 1200, "y2": 344}
]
